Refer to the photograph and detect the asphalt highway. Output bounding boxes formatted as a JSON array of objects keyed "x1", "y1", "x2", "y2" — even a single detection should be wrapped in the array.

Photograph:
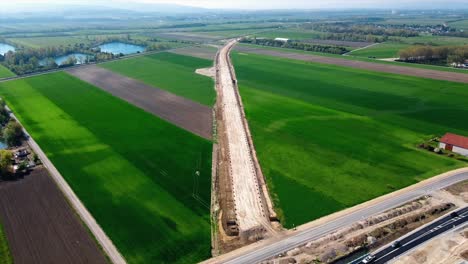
[
  {"x1": 219, "y1": 171, "x2": 468, "y2": 264},
  {"x1": 371, "y1": 206, "x2": 468, "y2": 264}
]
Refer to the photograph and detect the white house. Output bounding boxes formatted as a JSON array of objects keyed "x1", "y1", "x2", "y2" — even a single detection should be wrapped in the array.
[
  {"x1": 439, "y1": 133, "x2": 468, "y2": 156},
  {"x1": 274, "y1": 38, "x2": 290, "y2": 42}
]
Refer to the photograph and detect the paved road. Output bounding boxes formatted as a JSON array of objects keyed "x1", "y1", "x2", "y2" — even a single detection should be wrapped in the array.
[
  {"x1": 372, "y1": 207, "x2": 468, "y2": 263},
  {"x1": 8, "y1": 108, "x2": 127, "y2": 264},
  {"x1": 214, "y1": 170, "x2": 468, "y2": 264}
]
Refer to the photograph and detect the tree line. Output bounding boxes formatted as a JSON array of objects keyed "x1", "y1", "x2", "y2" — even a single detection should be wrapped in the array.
[
  {"x1": 302, "y1": 23, "x2": 419, "y2": 38},
  {"x1": 0, "y1": 35, "x2": 173, "y2": 75},
  {"x1": 241, "y1": 38, "x2": 350, "y2": 55},
  {"x1": 398, "y1": 45, "x2": 468, "y2": 65}
]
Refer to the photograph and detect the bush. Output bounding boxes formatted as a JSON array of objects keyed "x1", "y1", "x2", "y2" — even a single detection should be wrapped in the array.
[
  {"x1": 0, "y1": 150, "x2": 12, "y2": 179},
  {"x1": 3, "y1": 120, "x2": 23, "y2": 147}
]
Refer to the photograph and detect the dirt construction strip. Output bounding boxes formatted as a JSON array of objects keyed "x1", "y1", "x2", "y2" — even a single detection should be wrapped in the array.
[
  {"x1": 0, "y1": 168, "x2": 107, "y2": 264},
  {"x1": 67, "y1": 65, "x2": 213, "y2": 139},
  {"x1": 235, "y1": 46, "x2": 468, "y2": 84},
  {"x1": 217, "y1": 40, "x2": 269, "y2": 234}
]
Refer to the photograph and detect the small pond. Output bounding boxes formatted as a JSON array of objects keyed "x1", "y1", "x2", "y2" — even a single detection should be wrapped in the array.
[
  {"x1": 0, "y1": 43, "x2": 15, "y2": 55},
  {"x1": 40, "y1": 53, "x2": 92, "y2": 66},
  {"x1": 0, "y1": 141, "x2": 6, "y2": 150},
  {"x1": 98, "y1": 42, "x2": 145, "y2": 55}
]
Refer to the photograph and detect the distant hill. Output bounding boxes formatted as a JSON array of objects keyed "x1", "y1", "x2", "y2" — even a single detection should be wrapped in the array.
[{"x1": 0, "y1": 3, "x2": 209, "y2": 17}]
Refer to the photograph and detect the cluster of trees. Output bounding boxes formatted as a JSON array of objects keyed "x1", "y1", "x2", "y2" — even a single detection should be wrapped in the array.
[
  {"x1": 241, "y1": 38, "x2": 350, "y2": 55},
  {"x1": 2, "y1": 120, "x2": 23, "y2": 148},
  {"x1": 303, "y1": 23, "x2": 420, "y2": 37},
  {"x1": 0, "y1": 45, "x2": 95, "y2": 75},
  {"x1": 0, "y1": 150, "x2": 13, "y2": 178},
  {"x1": 0, "y1": 99, "x2": 24, "y2": 148},
  {"x1": 320, "y1": 33, "x2": 387, "y2": 43},
  {"x1": 0, "y1": 99, "x2": 9, "y2": 125},
  {"x1": 0, "y1": 99, "x2": 24, "y2": 179},
  {"x1": 399, "y1": 45, "x2": 468, "y2": 65},
  {"x1": 0, "y1": 35, "x2": 173, "y2": 75},
  {"x1": 146, "y1": 43, "x2": 171, "y2": 52}
]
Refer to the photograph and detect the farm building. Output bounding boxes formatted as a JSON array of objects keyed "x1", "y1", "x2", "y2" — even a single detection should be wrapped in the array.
[
  {"x1": 439, "y1": 133, "x2": 468, "y2": 156},
  {"x1": 274, "y1": 38, "x2": 290, "y2": 42}
]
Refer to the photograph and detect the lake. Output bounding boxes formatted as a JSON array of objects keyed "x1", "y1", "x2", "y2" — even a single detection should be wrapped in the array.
[
  {"x1": 98, "y1": 42, "x2": 145, "y2": 55},
  {"x1": 0, "y1": 141, "x2": 6, "y2": 150},
  {"x1": 0, "y1": 43, "x2": 15, "y2": 55},
  {"x1": 40, "y1": 53, "x2": 92, "y2": 66}
]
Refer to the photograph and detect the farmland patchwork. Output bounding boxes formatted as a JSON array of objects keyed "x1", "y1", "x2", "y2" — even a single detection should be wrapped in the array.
[
  {"x1": 0, "y1": 72, "x2": 213, "y2": 264},
  {"x1": 232, "y1": 52, "x2": 468, "y2": 227}
]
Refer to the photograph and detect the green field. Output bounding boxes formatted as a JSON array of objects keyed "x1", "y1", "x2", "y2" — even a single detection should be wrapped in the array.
[
  {"x1": 101, "y1": 52, "x2": 215, "y2": 106},
  {"x1": 0, "y1": 65, "x2": 14, "y2": 79},
  {"x1": 449, "y1": 19, "x2": 468, "y2": 30},
  {"x1": 255, "y1": 28, "x2": 324, "y2": 40},
  {"x1": 237, "y1": 43, "x2": 468, "y2": 74},
  {"x1": 0, "y1": 221, "x2": 12, "y2": 264},
  {"x1": 348, "y1": 43, "x2": 410, "y2": 58},
  {"x1": 399, "y1": 35, "x2": 468, "y2": 46},
  {"x1": 7, "y1": 36, "x2": 91, "y2": 48},
  {"x1": 0, "y1": 72, "x2": 212, "y2": 264},
  {"x1": 232, "y1": 52, "x2": 468, "y2": 227}
]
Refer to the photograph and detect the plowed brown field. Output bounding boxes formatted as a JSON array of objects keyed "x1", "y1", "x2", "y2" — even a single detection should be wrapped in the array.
[{"x1": 0, "y1": 168, "x2": 107, "y2": 264}]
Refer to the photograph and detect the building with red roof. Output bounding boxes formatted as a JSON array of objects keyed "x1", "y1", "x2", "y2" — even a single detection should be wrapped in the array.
[{"x1": 439, "y1": 133, "x2": 468, "y2": 156}]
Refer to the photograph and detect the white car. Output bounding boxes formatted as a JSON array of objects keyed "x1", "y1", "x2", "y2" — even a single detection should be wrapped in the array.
[{"x1": 362, "y1": 254, "x2": 375, "y2": 264}]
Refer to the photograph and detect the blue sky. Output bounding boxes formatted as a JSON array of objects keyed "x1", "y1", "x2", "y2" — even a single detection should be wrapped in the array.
[{"x1": 4, "y1": 0, "x2": 467, "y2": 9}]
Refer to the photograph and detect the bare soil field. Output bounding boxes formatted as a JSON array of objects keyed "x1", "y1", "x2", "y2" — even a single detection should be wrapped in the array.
[
  {"x1": 67, "y1": 65, "x2": 213, "y2": 139},
  {"x1": 170, "y1": 45, "x2": 218, "y2": 60},
  {"x1": 0, "y1": 168, "x2": 106, "y2": 264},
  {"x1": 235, "y1": 45, "x2": 468, "y2": 83},
  {"x1": 301, "y1": 39, "x2": 372, "y2": 48}
]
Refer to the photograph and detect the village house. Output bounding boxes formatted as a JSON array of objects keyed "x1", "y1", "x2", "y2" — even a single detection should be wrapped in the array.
[
  {"x1": 274, "y1": 38, "x2": 290, "y2": 42},
  {"x1": 439, "y1": 133, "x2": 468, "y2": 156}
]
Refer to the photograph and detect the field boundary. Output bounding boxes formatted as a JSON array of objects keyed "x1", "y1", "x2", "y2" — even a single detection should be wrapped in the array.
[{"x1": 7, "y1": 106, "x2": 127, "y2": 264}]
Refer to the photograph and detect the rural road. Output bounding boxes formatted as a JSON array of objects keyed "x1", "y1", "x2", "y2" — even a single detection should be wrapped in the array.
[
  {"x1": 205, "y1": 169, "x2": 468, "y2": 264},
  {"x1": 8, "y1": 108, "x2": 127, "y2": 264}
]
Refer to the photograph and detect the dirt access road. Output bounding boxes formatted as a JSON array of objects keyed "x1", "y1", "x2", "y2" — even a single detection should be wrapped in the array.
[
  {"x1": 235, "y1": 45, "x2": 468, "y2": 84},
  {"x1": 67, "y1": 65, "x2": 213, "y2": 139},
  {"x1": 216, "y1": 40, "x2": 270, "y2": 235},
  {"x1": 0, "y1": 168, "x2": 107, "y2": 264}
]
